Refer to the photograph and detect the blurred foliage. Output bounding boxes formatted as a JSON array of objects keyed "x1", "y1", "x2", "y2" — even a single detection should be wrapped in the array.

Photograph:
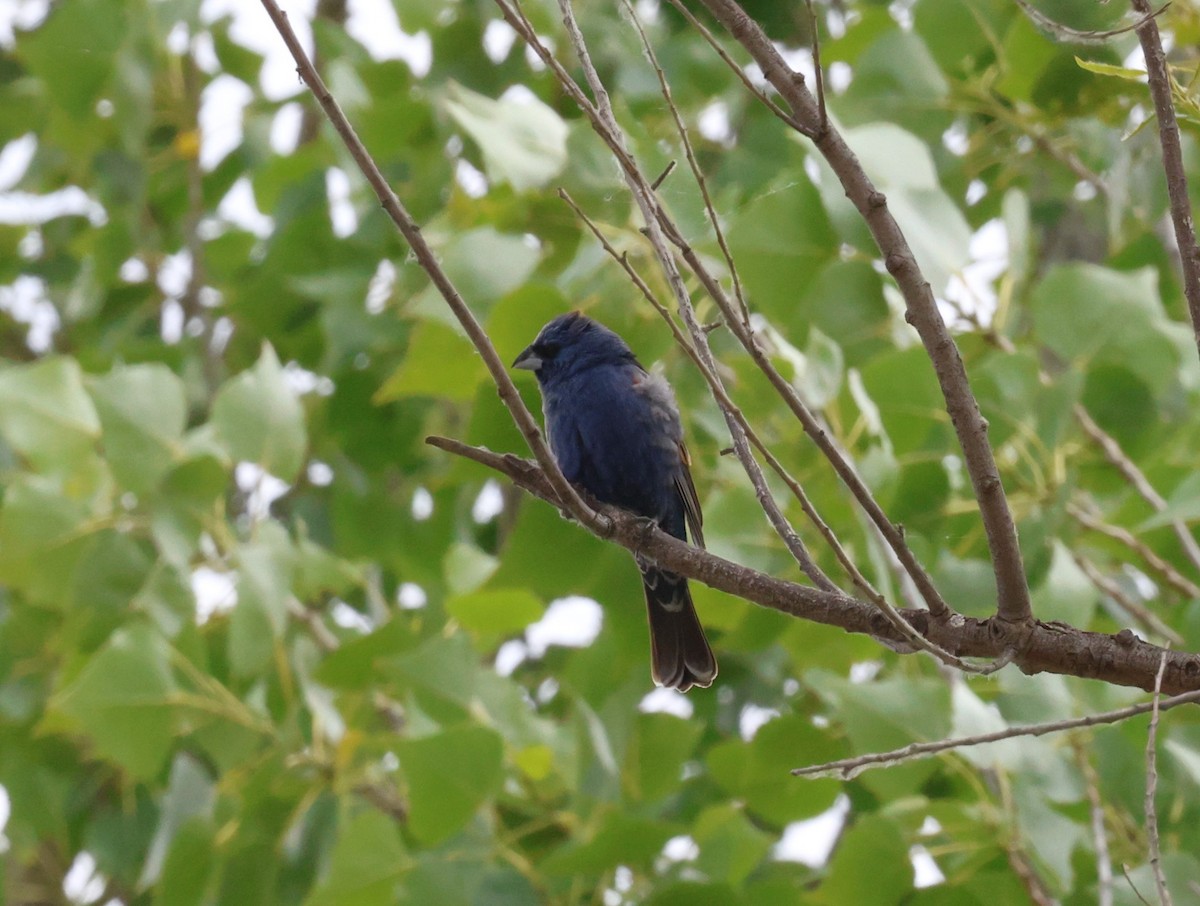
[{"x1": 3, "y1": 0, "x2": 1200, "y2": 902}]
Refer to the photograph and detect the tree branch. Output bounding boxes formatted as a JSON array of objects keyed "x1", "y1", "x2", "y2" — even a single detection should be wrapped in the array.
[
  {"x1": 692, "y1": 0, "x2": 1033, "y2": 626},
  {"x1": 428, "y1": 436, "x2": 1200, "y2": 695},
  {"x1": 791, "y1": 684, "x2": 1200, "y2": 779},
  {"x1": 257, "y1": 0, "x2": 606, "y2": 538},
  {"x1": 1131, "y1": 0, "x2": 1200, "y2": 360}
]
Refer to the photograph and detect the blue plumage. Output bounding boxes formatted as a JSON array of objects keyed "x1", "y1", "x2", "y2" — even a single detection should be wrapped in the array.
[{"x1": 513, "y1": 313, "x2": 716, "y2": 691}]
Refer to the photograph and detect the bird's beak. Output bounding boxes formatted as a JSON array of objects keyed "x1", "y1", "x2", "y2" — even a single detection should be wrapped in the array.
[{"x1": 512, "y1": 346, "x2": 542, "y2": 372}]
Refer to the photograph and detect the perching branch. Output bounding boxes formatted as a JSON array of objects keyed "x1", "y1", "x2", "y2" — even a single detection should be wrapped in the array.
[
  {"x1": 692, "y1": 0, "x2": 1034, "y2": 627},
  {"x1": 1145, "y1": 653, "x2": 1174, "y2": 906},
  {"x1": 1130, "y1": 0, "x2": 1200, "y2": 361},
  {"x1": 428, "y1": 436, "x2": 1200, "y2": 696}
]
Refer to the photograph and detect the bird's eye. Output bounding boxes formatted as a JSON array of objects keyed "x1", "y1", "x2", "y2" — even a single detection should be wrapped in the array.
[{"x1": 535, "y1": 341, "x2": 559, "y2": 359}]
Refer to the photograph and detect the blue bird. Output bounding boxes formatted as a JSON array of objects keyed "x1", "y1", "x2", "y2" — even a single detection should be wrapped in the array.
[{"x1": 513, "y1": 312, "x2": 717, "y2": 691}]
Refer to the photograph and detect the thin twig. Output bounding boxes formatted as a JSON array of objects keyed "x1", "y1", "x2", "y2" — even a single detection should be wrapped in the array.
[
  {"x1": 620, "y1": 0, "x2": 750, "y2": 324},
  {"x1": 1123, "y1": 864, "x2": 1154, "y2": 906},
  {"x1": 802, "y1": 0, "x2": 827, "y2": 135},
  {"x1": 1076, "y1": 404, "x2": 1200, "y2": 576},
  {"x1": 692, "y1": 0, "x2": 1034, "y2": 627},
  {"x1": 1130, "y1": 0, "x2": 1200, "y2": 361},
  {"x1": 1069, "y1": 501, "x2": 1200, "y2": 600},
  {"x1": 257, "y1": 0, "x2": 606, "y2": 538},
  {"x1": 1145, "y1": 651, "x2": 1173, "y2": 906},
  {"x1": 1015, "y1": 0, "x2": 1170, "y2": 45},
  {"x1": 1073, "y1": 553, "x2": 1185, "y2": 646},
  {"x1": 791, "y1": 686, "x2": 1200, "y2": 778},
  {"x1": 535, "y1": 0, "x2": 839, "y2": 594},
  {"x1": 662, "y1": 0, "x2": 810, "y2": 135}
]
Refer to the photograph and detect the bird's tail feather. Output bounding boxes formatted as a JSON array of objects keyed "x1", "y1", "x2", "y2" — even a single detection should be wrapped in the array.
[{"x1": 642, "y1": 567, "x2": 717, "y2": 692}]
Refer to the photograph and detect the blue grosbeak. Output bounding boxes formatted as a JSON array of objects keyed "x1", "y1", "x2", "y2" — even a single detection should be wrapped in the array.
[{"x1": 513, "y1": 313, "x2": 716, "y2": 691}]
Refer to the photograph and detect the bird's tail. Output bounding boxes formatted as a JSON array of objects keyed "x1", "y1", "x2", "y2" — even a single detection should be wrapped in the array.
[{"x1": 641, "y1": 566, "x2": 717, "y2": 692}]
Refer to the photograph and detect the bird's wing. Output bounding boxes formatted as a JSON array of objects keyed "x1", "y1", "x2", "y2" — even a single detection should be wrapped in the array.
[{"x1": 676, "y1": 441, "x2": 705, "y2": 549}]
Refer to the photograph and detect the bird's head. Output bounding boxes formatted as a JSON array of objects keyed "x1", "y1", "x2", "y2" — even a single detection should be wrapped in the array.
[{"x1": 512, "y1": 312, "x2": 638, "y2": 383}]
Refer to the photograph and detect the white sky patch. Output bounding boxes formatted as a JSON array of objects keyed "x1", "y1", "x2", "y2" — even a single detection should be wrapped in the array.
[
  {"x1": 283, "y1": 360, "x2": 334, "y2": 395},
  {"x1": 472, "y1": 480, "x2": 505, "y2": 523},
  {"x1": 397, "y1": 582, "x2": 427, "y2": 610},
  {"x1": 660, "y1": 835, "x2": 699, "y2": 865},
  {"x1": 0, "y1": 134, "x2": 35, "y2": 190},
  {"x1": 455, "y1": 159, "x2": 489, "y2": 198},
  {"x1": 347, "y1": 0, "x2": 431, "y2": 74},
  {"x1": 307, "y1": 460, "x2": 334, "y2": 486},
  {"x1": 157, "y1": 250, "x2": 192, "y2": 298},
  {"x1": 161, "y1": 298, "x2": 185, "y2": 345},
  {"x1": 483, "y1": 19, "x2": 517, "y2": 63},
  {"x1": 201, "y1": 0, "x2": 316, "y2": 99},
  {"x1": 635, "y1": 0, "x2": 660, "y2": 22},
  {"x1": 120, "y1": 257, "x2": 150, "y2": 283},
  {"x1": 828, "y1": 61, "x2": 853, "y2": 94},
  {"x1": 0, "y1": 0, "x2": 48, "y2": 48},
  {"x1": 849, "y1": 660, "x2": 882, "y2": 684},
  {"x1": 774, "y1": 794, "x2": 850, "y2": 866},
  {"x1": 910, "y1": 844, "x2": 945, "y2": 887},
  {"x1": 192, "y1": 566, "x2": 238, "y2": 622},
  {"x1": 0, "y1": 186, "x2": 106, "y2": 226},
  {"x1": 271, "y1": 102, "x2": 303, "y2": 155},
  {"x1": 738, "y1": 704, "x2": 780, "y2": 740},
  {"x1": 326, "y1": 167, "x2": 357, "y2": 237},
  {"x1": 941, "y1": 120, "x2": 968, "y2": 157},
  {"x1": 331, "y1": 599, "x2": 374, "y2": 633},
  {"x1": 525, "y1": 596, "x2": 602, "y2": 656},
  {"x1": 0, "y1": 274, "x2": 59, "y2": 353},
  {"x1": 365, "y1": 259, "x2": 395, "y2": 313},
  {"x1": 965, "y1": 179, "x2": 987, "y2": 206},
  {"x1": 198, "y1": 73, "x2": 253, "y2": 171},
  {"x1": 0, "y1": 785, "x2": 8, "y2": 853},
  {"x1": 494, "y1": 639, "x2": 527, "y2": 676},
  {"x1": 235, "y1": 461, "x2": 290, "y2": 520},
  {"x1": 1073, "y1": 180, "x2": 1097, "y2": 202},
  {"x1": 942, "y1": 218, "x2": 1008, "y2": 328},
  {"x1": 697, "y1": 100, "x2": 732, "y2": 146},
  {"x1": 218, "y1": 177, "x2": 274, "y2": 238},
  {"x1": 411, "y1": 486, "x2": 433, "y2": 521},
  {"x1": 639, "y1": 686, "x2": 695, "y2": 719},
  {"x1": 63, "y1": 851, "x2": 106, "y2": 905}
]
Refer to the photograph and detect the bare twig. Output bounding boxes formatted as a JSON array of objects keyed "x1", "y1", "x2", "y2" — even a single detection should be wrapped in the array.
[
  {"x1": 1069, "y1": 501, "x2": 1200, "y2": 600},
  {"x1": 1016, "y1": 0, "x2": 1169, "y2": 45},
  {"x1": 791, "y1": 686, "x2": 1200, "y2": 778},
  {"x1": 1076, "y1": 404, "x2": 1200, "y2": 576},
  {"x1": 692, "y1": 0, "x2": 1033, "y2": 626},
  {"x1": 1145, "y1": 652, "x2": 1173, "y2": 906},
  {"x1": 429, "y1": 435, "x2": 1200, "y2": 694},
  {"x1": 1130, "y1": 0, "x2": 1200, "y2": 361},
  {"x1": 1073, "y1": 553, "x2": 1185, "y2": 646},
  {"x1": 620, "y1": 0, "x2": 750, "y2": 324},
  {"x1": 1123, "y1": 864, "x2": 1155, "y2": 906},
  {"x1": 662, "y1": 0, "x2": 809, "y2": 135},
  {"x1": 257, "y1": 0, "x2": 605, "y2": 538}
]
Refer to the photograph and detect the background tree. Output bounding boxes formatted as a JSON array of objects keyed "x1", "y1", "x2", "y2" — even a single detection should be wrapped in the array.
[{"x1": 3, "y1": 0, "x2": 1200, "y2": 903}]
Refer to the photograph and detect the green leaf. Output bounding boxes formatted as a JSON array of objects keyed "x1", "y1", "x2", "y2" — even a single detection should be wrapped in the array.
[
  {"x1": 211, "y1": 343, "x2": 307, "y2": 481},
  {"x1": 90, "y1": 363, "x2": 187, "y2": 493},
  {"x1": 375, "y1": 321, "x2": 487, "y2": 402},
  {"x1": 445, "y1": 588, "x2": 544, "y2": 641},
  {"x1": 50, "y1": 624, "x2": 177, "y2": 779},
  {"x1": 1074, "y1": 56, "x2": 1146, "y2": 81},
  {"x1": 0, "y1": 478, "x2": 91, "y2": 606},
  {"x1": 542, "y1": 810, "x2": 679, "y2": 876},
  {"x1": 624, "y1": 712, "x2": 704, "y2": 802},
  {"x1": 820, "y1": 815, "x2": 911, "y2": 906},
  {"x1": 443, "y1": 81, "x2": 568, "y2": 190},
  {"x1": 707, "y1": 716, "x2": 841, "y2": 826},
  {"x1": 230, "y1": 524, "x2": 296, "y2": 676},
  {"x1": 397, "y1": 725, "x2": 504, "y2": 845},
  {"x1": 305, "y1": 810, "x2": 409, "y2": 906},
  {"x1": 0, "y1": 357, "x2": 101, "y2": 474}
]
